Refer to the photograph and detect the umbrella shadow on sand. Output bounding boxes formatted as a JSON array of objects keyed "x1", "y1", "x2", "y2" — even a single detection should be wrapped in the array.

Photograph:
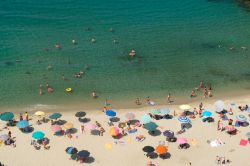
[
  {"x1": 91, "y1": 130, "x2": 100, "y2": 136},
  {"x1": 159, "y1": 153, "x2": 171, "y2": 160},
  {"x1": 129, "y1": 119, "x2": 140, "y2": 125},
  {"x1": 56, "y1": 120, "x2": 67, "y2": 125},
  {"x1": 85, "y1": 156, "x2": 95, "y2": 164},
  {"x1": 79, "y1": 118, "x2": 91, "y2": 123},
  {"x1": 21, "y1": 126, "x2": 34, "y2": 133},
  {"x1": 148, "y1": 130, "x2": 162, "y2": 136},
  {"x1": 67, "y1": 128, "x2": 78, "y2": 134},
  {"x1": 110, "y1": 117, "x2": 120, "y2": 122},
  {"x1": 146, "y1": 152, "x2": 158, "y2": 159}
]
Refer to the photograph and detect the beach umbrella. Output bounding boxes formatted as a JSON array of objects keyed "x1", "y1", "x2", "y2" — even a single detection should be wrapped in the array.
[
  {"x1": 202, "y1": 110, "x2": 212, "y2": 117},
  {"x1": 51, "y1": 125, "x2": 62, "y2": 132},
  {"x1": 140, "y1": 114, "x2": 152, "y2": 124},
  {"x1": 34, "y1": 111, "x2": 45, "y2": 116},
  {"x1": 118, "y1": 122, "x2": 126, "y2": 128},
  {"x1": 0, "y1": 134, "x2": 9, "y2": 141},
  {"x1": 177, "y1": 137, "x2": 188, "y2": 144},
  {"x1": 32, "y1": 131, "x2": 45, "y2": 140},
  {"x1": 16, "y1": 120, "x2": 29, "y2": 129},
  {"x1": 105, "y1": 110, "x2": 116, "y2": 117},
  {"x1": 214, "y1": 100, "x2": 224, "y2": 113},
  {"x1": 225, "y1": 125, "x2": 236, "y2": 132},
  {"x1": 84, "y1": 123, "x2": 97, "y2": 130},
  {"x1": 159, "y1": 108, "x2": 170, "y2": 115},
  {"x1": 179, "y1": 105, "x2": 191, "y2": 110},
  {"x1": 77, "y1": 150, "x2": 90, "y2": 158},
  {"x1": 66, "y1": 147, "x2": 78, "y2": 154},
  {"x1": 64, "y1": 122, "x2": 73, "y2": 129},
  {"x1": 143, "y1": 122, "x2": 158, "y2": 131},
  {"x1": 150, "y1": 109, "x2": 161, "y2": 115},
  {"x1": 125, "y1": 112, "x2": 135, "y2": 120},
  {"x1": 178, "y1": 116, "x2": 190, "y2": 124},
  {"x1": 75, "y1": 111, "x2": 86, "y2": 118},
  {"x1": 109, "y1": 127, "x2": 120, "y2": 136},
  {"x1": 236, "y1": 114, "x2": 247, "y2": 122},
  {"x1": 142, "y1": 146, "x2": 154, "y2": 153},
  {"x1": 246, "y1": 132, "x2": 250, "y2": 138},
  {"x1": 163, "y1": 130, "x2": 174, "y2": 138},
  {"x1": 0, "y1": 112, "x2": 14, "y2": 121},
  {"x1": 49, "y1": 113, "x2": 62, "y2": 120},
  {"x1": 155, "y1": 145, "x2": 168, "y2": 154}
]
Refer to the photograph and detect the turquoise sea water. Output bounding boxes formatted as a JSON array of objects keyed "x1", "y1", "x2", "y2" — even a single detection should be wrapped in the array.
[{"x1": 1, "y1": 0, "x2": 250, "y2": 107}]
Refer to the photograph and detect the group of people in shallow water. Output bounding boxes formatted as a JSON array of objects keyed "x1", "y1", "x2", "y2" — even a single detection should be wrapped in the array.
[
  {"x1": 39, "y1": 83, "x2": 54, "y2": 95},
  {"x1": 190, "y1": 81, "x2": 213, "y2": 98}
]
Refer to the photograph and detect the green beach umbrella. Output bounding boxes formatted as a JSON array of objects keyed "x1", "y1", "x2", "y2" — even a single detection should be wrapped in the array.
[
  {"x1": 0, "y1": 112, "x2": 14, "y2": 121},
  {"x1": 140, "y1": 114, "x2": 152, "y2": 124},
  {"x1": 32, "y1": 131, "x2": 45, "y2": 140},
  {"x1": 49, "y1": 113, "x2": 62, "y2": 120},
  {"x1": 143, "y1": 122, "x2": 158, "y2": 131},
  {"x1": 150, "y1": 109, "x2": 161, "y2": 115}
]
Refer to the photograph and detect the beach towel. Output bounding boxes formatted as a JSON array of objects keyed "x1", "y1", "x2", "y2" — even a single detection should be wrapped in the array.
[
  {"x1": 105, "y1": 143, "x2": 112, "y2": 150},
  {"x1": 239, "y1": 139, "x2": 248, "y2": 146}
]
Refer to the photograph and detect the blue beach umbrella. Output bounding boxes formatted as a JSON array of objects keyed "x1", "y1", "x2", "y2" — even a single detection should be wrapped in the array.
[
  {"x1": 236, "y1": 114, "x2": 247, "y2": 122},
  {"x1": 163, "y1": 130, "x2": 174, "y2": 138},
  {"x1": 105, "y1": 110, "x2": 116, "y2": 117},
  {"x1": 178, "y1": 116, "x2": 190, "y2": 124},
  {"x1": 66, "y1": 147, "x2": 78, "y2": 154},
  {"x1": 202, "y1": 110, "x2": 212, "y2": 117},
  {"x1": 17, "y1": 120, "x2": 29, "y2": 129},
  {"x1": 143, "y1": 122, "x2": 158, "y2": 131},
  {"x1": 77, "y1": 150, "x2": 90, "y2": 158},
  {"x1": 32, "y1": 131, "x2": 45, "y2": 140},
  {"x1": 49, "y1": 113, "x2": 62, "y2": 120},
  {"x1": 0, "y1": 112, "x2": 14, "y2": 121},
  {"x1": 140, "y1": 114, "x2": 152, "y2": 124}
]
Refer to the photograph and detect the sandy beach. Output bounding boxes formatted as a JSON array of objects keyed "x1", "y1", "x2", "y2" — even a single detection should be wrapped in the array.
[{"x1": 0, "y1": 94, "x2": 250, "y2": 166}]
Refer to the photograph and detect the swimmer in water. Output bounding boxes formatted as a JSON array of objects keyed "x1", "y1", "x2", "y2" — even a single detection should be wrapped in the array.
[
  {"x1": 39, "y1": 84, "x2": 43, "y2": 95},
  {"x1": 72, "y1": 39, "x2": 77, "y2": 45},
  {"x1": 46, "y1": 83, "x2": 54, "y2": 93},
  {"x1": 47, "y1": 64, "x2": 53, "y2": 71},
  {"x1": 129, "y1": 49, "x2": 136, "y2": 58},
  {"x1": 91, "y1": 38, "x2": 96, "y2": 43},
  {"x1": 92, "y1": 91, "x2": 97, "y2": 98},
  {"x1": 54, "y1": 44, "x2": 61, "y2": 49},
  {"x1": 109, "y1": 27, "x2": 114, "y2": 32}
]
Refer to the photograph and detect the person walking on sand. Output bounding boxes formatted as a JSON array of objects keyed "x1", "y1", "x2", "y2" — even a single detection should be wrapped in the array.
[
  {"x1": 80, "y1": 125, "x2": 85, "y2": 134},
  {"x1": 24, "y1": 112, "x2": 29, "y2": 121},
  {"x1": 204, "y1": 87, "x2": 207, "y2": 98},
  {"x1": 167, "y1": 93, "x2": 171, "y2": 104}
]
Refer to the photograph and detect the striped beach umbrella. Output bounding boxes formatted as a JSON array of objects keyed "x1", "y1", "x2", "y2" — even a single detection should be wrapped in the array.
[
  {"x1": 109, "y1": 127, "x2": 120, "y2": 136},
  {"x1": 32, "y1": 131, "x2": 45, "y2": 140},
  {"x1": 105, "y1": 110, "x2": 116, "y2": 117},
  {"x1": 236, "y1": 114, "x2": 247, "y2": 122},
  {"x1": 140, "y1": 114, "x2": 152, "y2": 124},
  {"x1": 0, "y1": 112, "x2": 14, "y2": 121},
  {"x1": 178, "y1": 116, "x2": 190, "y2": 124},
  {"x1": 16, "y1": 120, "x2": 29, "y2": 129}
]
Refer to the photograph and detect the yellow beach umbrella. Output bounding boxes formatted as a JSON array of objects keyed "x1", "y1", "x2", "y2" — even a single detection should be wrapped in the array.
[
  {"x1": 179, "y1": 104, "x2": 191, "y2": 110},
  {"x1": 64, "y1": 122, "x2": 73, "y2": 129},
  {"x1": 34, "y1": 111, "x2": 45, "y2": 116}
]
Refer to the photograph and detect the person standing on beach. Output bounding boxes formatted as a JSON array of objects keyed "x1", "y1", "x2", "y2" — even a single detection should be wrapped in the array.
[
  {"x1": 8, "y1": 130, "x2": 12, "y2": 138},
  {"x1": 80, "y1": 125, "x2": 85, "y2": 134},
  {"x1": 204, "y1": 87, "x2": 207, "y2": 98},
  {"x1": 24, "y1": 112, "x2": 29, "y2": 121},
  {"x1": 167, "y1": 93, "x2": 171, "y2": 104}
]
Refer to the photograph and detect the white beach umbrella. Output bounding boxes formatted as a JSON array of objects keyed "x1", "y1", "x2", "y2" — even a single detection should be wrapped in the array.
[{"x1": 214, "y1": 100, "x2": 225, "y2": 113}]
